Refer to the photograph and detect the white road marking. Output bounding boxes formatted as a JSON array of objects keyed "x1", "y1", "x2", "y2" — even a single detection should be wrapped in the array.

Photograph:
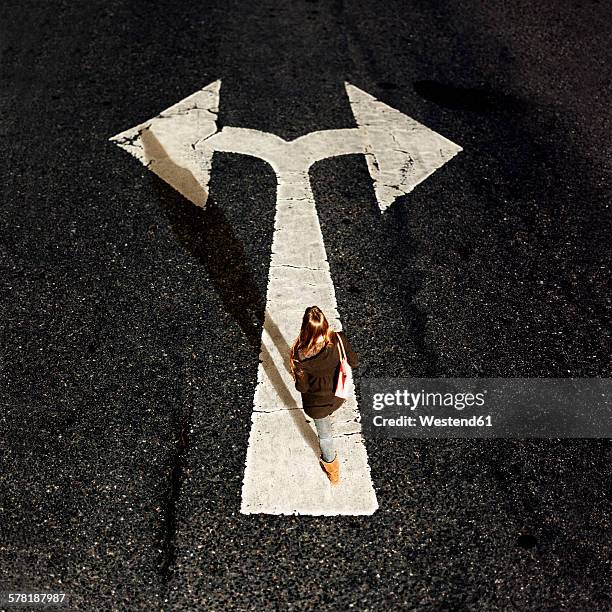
[
  {"x1": 109, "y1": 80, "x2": 462, "y2": 515},
  {"x1": 345, "y1": 83, "x2": 463, "y2": 212},
  {"x1": 195, "y1": 126, "x2": 378, "y2": 515},
  {"x1": 109, "y1": 80, "x2": 220, "y2": 208}
]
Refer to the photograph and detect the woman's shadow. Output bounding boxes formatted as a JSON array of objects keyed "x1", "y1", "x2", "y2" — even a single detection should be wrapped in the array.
[{"x1": 141, "y1": 129, "x2": 320, "y2": 456}]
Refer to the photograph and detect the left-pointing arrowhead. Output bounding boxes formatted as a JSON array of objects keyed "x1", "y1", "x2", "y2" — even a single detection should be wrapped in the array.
[
  {"x1": 109, "y1": 80, "x2": 221, "y2": 208},
  {"x1": 345, "y1": 82, "x2": 462, "y2": 212}
]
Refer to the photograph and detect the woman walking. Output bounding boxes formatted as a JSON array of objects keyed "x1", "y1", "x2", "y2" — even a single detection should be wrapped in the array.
[{"x1": 289, "y1": 305, "x2": 359, "y2": 485}]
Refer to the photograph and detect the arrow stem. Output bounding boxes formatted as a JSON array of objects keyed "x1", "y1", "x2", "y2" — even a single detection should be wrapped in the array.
[{"x1": 240, "y1": 166, "x2": 377, "y2": 514}]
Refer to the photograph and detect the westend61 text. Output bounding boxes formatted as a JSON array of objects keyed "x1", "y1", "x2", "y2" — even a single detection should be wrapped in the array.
[
  {"x1": 373, "y1": 415, "x2": 493, "y2": 427},
  {"x1": 372, "y1": 390, "x2": 486, "y2": 411},
  {"x1": 363, "y1": 378, "x2": 611, "y2": 438}
]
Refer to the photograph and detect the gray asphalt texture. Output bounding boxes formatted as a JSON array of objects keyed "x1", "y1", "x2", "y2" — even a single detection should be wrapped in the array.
[{"x1": 1, "y1": 0, "x2": 610, "y2": 610}]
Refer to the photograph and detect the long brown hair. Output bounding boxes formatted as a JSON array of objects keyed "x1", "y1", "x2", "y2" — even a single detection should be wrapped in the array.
[{"x1": 289, "y1": 305, "x2": 336, "y2": 380}]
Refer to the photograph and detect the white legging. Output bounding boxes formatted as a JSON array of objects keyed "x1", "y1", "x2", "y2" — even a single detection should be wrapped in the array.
[{"x1": 313, "y1": 414, "x2": 336, "y2": 462}]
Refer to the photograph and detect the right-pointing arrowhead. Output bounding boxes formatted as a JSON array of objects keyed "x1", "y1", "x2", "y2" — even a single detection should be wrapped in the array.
[{"x1": 345, "y1": 82, "x2": 462, "y2": 213}]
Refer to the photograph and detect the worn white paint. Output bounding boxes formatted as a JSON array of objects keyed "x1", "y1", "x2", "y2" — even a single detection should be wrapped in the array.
[
  {"x1": 109, "y1": 79, "x2": 462, "y2": 515},
  {"x1": 109, "y1": 80, "x2": 220, "y2": 208},
  {"x1": 345, "y1": 83, "x2": 463, "y2": 212},
  {"x1": 204, "y1": 126, "x2": 378, "y2": 515}
]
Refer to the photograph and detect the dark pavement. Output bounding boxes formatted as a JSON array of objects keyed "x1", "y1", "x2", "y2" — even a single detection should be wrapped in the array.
[{"x1": 0, "y1": 0, "x2": 610, "y2": 609}]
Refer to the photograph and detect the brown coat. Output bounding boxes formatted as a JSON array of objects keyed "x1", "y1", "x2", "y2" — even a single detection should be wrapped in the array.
[{"x1": 293, "y1": 330, "x2": 359, "y2": 419}]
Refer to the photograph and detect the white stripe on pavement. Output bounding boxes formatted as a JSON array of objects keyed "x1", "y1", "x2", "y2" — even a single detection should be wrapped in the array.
[
  {"x1": 207, "y1": 129, "x2": 378, "y2": 515},
  {"x1": 249, "y1": 190, "x2": 377, "y2": 515}
]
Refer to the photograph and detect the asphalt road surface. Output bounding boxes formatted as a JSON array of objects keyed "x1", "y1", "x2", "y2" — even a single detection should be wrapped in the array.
[{"x1": 1, "y1": 0, "x2": 610, "y2": 610}]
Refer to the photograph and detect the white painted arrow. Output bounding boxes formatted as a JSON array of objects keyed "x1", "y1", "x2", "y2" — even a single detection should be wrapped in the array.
[
  {"x1": 109, "y1": 80, "x2": 462, "y2": 515},
  {"x1": 109, "y1": 80, "x2": 221, "y2": 208},
  {"x1": 345, "y1": 83, "x2": 463, "y2": 212}
]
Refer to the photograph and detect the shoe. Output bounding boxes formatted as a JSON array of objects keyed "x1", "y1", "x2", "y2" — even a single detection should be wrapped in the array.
[{"x1": 319, "y1": 453, "x2": 340, "y2": 485}]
